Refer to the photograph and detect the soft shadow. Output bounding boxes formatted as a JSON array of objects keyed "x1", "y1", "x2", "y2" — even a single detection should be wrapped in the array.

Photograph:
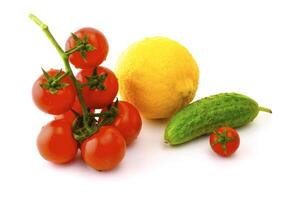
[
  {"x1": 47, "y1": 151, "x2": 88, "y2": 170},
  {"x1": 207, "y1": 147, "x2": 240, "y2": 160},
  {"x1": 236, "y1": 122, "x2": 256, "y2": 133},
  {"x1": 162, "y1": 134, "x2": 210, "y2": 150},
  {"x1": 47, "y1": 151, "x2": 126, "y2": 176},
  {"x1": 142, "y1": 117, "x2": 170, "y2": 126},
  {"x1": 126, "y1": 139, "x2": 139, "y2": 150}
]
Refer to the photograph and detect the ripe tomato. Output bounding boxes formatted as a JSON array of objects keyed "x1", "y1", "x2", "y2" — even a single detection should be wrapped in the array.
[
  {"x1": 65, "y1": 27, "x2": 108, "y2": 69},
  {"x1": 101, "y1": 101, "x2": 142, "y2": 145},
  {"x1": 54, "y1": 97, "x2": 82, "y2": 124},
  {"x1": 32, "y1": 69, "x2": 76, "y2": 115},
  {"x1": 77, "y1": 66, "x2": 118, "y2": 109},
  {"x1": 37, "y1": 119, "x2": 78, "y2": 164},
  {"x1": 81, "y1": 126, "x2": 126, "y2": 171},
  {"x1": 210, "y1": 127, "x2": 240, "y2": 157}
]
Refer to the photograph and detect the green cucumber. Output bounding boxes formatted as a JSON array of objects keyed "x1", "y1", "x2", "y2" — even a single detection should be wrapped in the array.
[{"x1": 164, "y1": 92, "x2": 272, "y2": 145}]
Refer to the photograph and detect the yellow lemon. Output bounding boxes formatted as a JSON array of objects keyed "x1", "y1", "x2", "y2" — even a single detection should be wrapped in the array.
[{"x1": 116, "y1": 37, "x2": 199, "y2": 119}]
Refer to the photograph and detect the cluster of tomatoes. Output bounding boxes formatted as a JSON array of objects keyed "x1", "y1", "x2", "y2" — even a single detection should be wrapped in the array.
[{"x1": 32, "y1": 26, "x2": 142, "y2": 171}]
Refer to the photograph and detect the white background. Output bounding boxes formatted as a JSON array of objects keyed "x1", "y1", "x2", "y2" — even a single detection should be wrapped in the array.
[{"x1": 0, "y1": 0, "x2": 283, "y2": 199}]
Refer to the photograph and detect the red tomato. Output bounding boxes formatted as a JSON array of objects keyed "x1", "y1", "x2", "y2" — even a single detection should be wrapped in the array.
[
  {"x1": 81, "y1": 126, "x2": 126, "y2": 171},
  {"x1": 32, "y1": 69, "x2": 76, "y2": 115},
  {"x1": 77, "y1": 66, "x2": 118, "y2": 109},
  {"x1": 65, "y1": 27, "x2": 108, "y2": 69},
  {"x1": 101, "y1": 101, "x2": 142, "y2": 145},
  {"x1": 210, "y1": 127, "x2": 240, "y2": 157},
  {"x1": 54, "y1": 97, "x2": 82, "y2": 124},
  {"x1": 37, "y1": 119, "x2": 78, "y2": 164}
]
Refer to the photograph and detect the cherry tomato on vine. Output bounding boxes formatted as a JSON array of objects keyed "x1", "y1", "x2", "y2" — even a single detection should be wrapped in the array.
[
  {"x1": 81, "y1": 126, "x2": 126, "y2": 171},
  {"x1": 32, "y1": 69, "x2": 76, "y2": 115},
  {"x1": 101, "y1": 101, "x2": 142, "y2": 145},
  {"x1": 76, "y1": 66, "x2": 118, "y2": 109},
  {"x1": 54, "y1": 97, "x2": 82, "y2": 124},
  {"x1": 65, "y1": 27, "x2": 109, "y2": 69},
  {"x1": 37, "y1": 119, "x2": 78, "y2": 164},
  {"x1": 210, "y1": 127, "x2": 240, "y2": 157}
]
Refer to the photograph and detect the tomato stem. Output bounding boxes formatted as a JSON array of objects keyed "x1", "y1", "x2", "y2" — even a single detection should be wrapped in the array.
[
  {"x1": 65, "y1": 44, "x2": 84, "y2": 56},
  {"x1": 29, "y1": 14, "x2": 90, "y2": 129},
  {"x1": 51, "y1": 70, "x2": 70, "y2": 85}
]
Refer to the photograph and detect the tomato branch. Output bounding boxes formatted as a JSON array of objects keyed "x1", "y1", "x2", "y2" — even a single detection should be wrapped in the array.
[{"x1": 29, "y1": 14, "x2": 90, "y2": 130}]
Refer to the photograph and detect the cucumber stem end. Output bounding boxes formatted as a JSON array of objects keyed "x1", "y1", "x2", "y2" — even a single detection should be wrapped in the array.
[{"x1": 259, "y1": 106, "x2": 272, "y2": 114}]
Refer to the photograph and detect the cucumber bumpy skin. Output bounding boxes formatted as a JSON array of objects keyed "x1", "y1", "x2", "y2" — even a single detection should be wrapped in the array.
[{"x1": 164, "y1": 93, "x2": 272, "y2": 145}]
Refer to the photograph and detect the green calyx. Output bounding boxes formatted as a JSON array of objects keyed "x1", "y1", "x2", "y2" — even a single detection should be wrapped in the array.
[
  {"x1": 83, "y1": 66, "x2": 108, "y2": 90},
  {"x1": 72, "y1": 100, "x2": 119, "y2": 143},
  {"x1": 65, "y1": 33, "x2": 95, "y2": 60},
  {"x1": 96, "y1": 99, "x2": 119, "y2": 126},
  {"x1": 212, "y1": 128, "x2": 235, "y2": 154},
  {"x1": 40, "y1": 68, "x2": 69, "y2": 94},
  {"x1": 72, "y1": 113, "x2": 98, "y2": 143}
]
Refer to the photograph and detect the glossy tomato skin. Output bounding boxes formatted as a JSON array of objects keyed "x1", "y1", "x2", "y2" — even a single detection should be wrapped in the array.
[
  {"x1": 102, "y1": 101, "x2": 142, "y2": 145},
  {"x1": 81, "y1": 126, "x2": 126, "y2": 171},
  {"x1": 37, "y1": 119, "x2": 78, "y2": 164},
  {"x1": 54, "y1": 97, "x2": 82, "y2": 124},
  {"x1": 65, "y1": 27, "x2": 108, "y2": 69},
  {"x1": 77, "y1": 66, "x2": 118, "y2": 109},
  {"x1": 32, "y1": 69, "x2": 76, "y2": 115},
  {"x1": 210, "y1": 127, "x2": 240, "y2": 157}
]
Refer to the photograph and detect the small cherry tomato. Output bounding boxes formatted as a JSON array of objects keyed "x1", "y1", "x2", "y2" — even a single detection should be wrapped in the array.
[
  {"x1": 32, "y1": 69, "x2": 76, "y2": 115},
  {"x1": 54, "y1": 97, "x2": 82, "y2": 124},
  {"x1": 77, "y1": 66, "x2": 118, "y2": 109},
  {"x1": 65, "y1": 27, "x2": 108, "y2": 69},
  {"x1": 81, "y1": 126, "x2": 126, "y2": 171},
  {"x1": 37, "y1": 119, "x2": 78, "y2": 164},
  {"x1": 210, "y1": 127, "x2": 240, "y2": 157},
  {"x1": 101, "y1": 101, "x2": 142, "y2": 145}
]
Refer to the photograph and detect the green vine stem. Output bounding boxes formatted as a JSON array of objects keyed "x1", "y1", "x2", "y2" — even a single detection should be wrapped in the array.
[{"x1": 29, "y1": 14, "x2": 90, "y2": 129}]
